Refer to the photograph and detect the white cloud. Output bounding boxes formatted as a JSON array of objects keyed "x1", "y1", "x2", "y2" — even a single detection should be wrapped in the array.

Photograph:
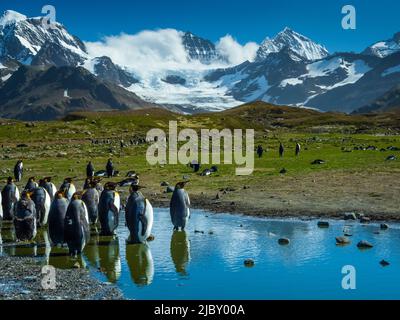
[
  {"x1": 85, "y1": 29, "x2": 259, "y2": 78},
  {"x1": 216, "y1": 35, "x2": 259, "y2": 65}
]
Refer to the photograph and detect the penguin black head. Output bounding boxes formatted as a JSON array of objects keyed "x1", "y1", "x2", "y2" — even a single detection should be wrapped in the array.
[
  {"x1": 71, "y1": 192, "x2": 83, "y2": 201},
  {"x1": 175, "y1": 181, "x2": 189, "y2": 189},
  {"x1": 28, "y1": 177, "x2": 35, "y2": 182},
  {"x1": 64, "y1": 177, "x2": 73, "y2": 183},
  {"x1": 44, "y1": 177, "x2": 52, "y2": 182},
  {"x1": 104, "y1": 182, "x2": 118, "y2": 191},
  {"x1": 55, "y1": 191, "x2": 65, "y2": 199},
  {"x1": 7, "y1": 176, "x2": 13, "y2": 184},
  {"x1": 130, "y1": 185, "x2": 146, "y2": 193}
]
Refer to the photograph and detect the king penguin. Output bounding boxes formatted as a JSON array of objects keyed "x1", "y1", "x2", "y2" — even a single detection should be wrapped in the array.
[
  {"x1": 31, "y1": 186, "x2": 51, "y2": 227},
  {"x1": 14, "y1": 160, "x2": 23, "y2": 182},
  {"x1": 98, "y1": 182, "x2": 120, "y2": 236},
  {"x1": 14, "y1": 191, "x2": 37, "y2": 242},
  {"x1": 59, "y1": 178, "x2": 76, "y2": 202},
  {"x1": 170, "y1": 181, "x2": 191, "y2": 231},
  {"x1": 64, "y1": 193, "x2": 90, "y2": 256},
  {"x1": 1, "y1": 177, "x2": 20, "y2": 221},
  {"x1": 125, "y1": 185, "x2": 153, "y2": 244},
  {"x1": 82, "y1": 180, "x2": 100, "y2": 225},
  {"x1": 48, "y1": 191, "x2": 69, "y2": 246}
]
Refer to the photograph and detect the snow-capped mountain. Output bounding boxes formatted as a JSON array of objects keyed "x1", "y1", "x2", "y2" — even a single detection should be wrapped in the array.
[
  {"x1": 182, "y1": 32, "x2": 222, "y2": 64},
  {"x1": 363, "y1": 32, "x2": 400, "y2": 58},
  {"x1": 0, "y1": 10, "x2": 87, "y2": 65},
  {"x1": 256, "y1": 27, "x2": 329, "y2": 62},
  {"x1": 1, "y1": 9, "x2": 400, "y2": 117}
]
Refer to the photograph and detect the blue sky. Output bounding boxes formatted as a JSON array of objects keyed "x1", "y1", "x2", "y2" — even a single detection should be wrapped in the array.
[{"x1": 2, "y1": 0, "x2": 400, "y2": 53}]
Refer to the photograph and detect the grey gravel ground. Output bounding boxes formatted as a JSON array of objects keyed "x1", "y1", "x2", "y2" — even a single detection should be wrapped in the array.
[{"x1": 0, "y1": 256, "x2": 124, "y2": 300}]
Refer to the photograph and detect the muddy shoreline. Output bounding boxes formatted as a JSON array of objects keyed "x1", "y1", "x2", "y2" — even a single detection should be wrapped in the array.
[
  {"x1": 149, "y1": 194, "x2": 400, "y2": 222},
  {"x1": 0, "y1": 256, "x2": 123, "y2": 300}
]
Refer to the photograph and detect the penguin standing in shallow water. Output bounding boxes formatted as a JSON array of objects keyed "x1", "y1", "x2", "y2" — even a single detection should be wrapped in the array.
[
  {"x1": 82, "y1": 180, "x2": 100, "y2": 225},
  {"x1": 14, "y1": 191, "x2": 37, "y2": 242},
  {"x1": 14, "y1": 160, "x2": 23, "y2": 182},
  {"x1": 1, "y1": 177, "x2": 20, "y2": 221},
  {"x1": 98, "y1": 182, "x2": 120, "y2": 236},
  {"x1": 59, "y1": 178, "x2": 76, "y2": 202},
  {"x1": 31, "y1": 186, "x2": 51, "y2": 227},
  {"x1": 170, "y1": 181, "x2": 191, "y2": 231},
  {"x1": 125, "y1": 185, "x2": 153, "y2": 244},
  {"x1": 48, "y1": 191, "x2": 69, "y2": 246},
  {"x1": 64, "y1": 193, "x2": 90, "y2": 256}
]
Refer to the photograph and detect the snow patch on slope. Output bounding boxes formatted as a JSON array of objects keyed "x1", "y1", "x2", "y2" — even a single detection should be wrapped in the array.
[{"x1": 382, "y1": 65, "x2": 400, "y2": 77}]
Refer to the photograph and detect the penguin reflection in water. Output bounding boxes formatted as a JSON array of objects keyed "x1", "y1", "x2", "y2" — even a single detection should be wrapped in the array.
[
  {"x1": 64, "y1": 193, "x2": 90, "y2": 256},
  {"x1": 1, "y1": 177, "x2": 20, "y2": 221},
  {"x1": 125, "y1": 185, "x2": 153, "y2": 244},
  {"x1": 170, "y1": 181, "x2": 191, "y2": 231},
  {"x1": 170, "y1": 231, "x2": 191, "y2": 276},
  {"x1": 14, "y1": 191, "x2": 37, "y2": 242},
  {"x1": 98, "y1": 182, "x2": 120, "y2": 236},
  {"x1": 126, "y1": 244, "x2": 154, "y2": 286},
  {"x1": 48, "y1": 191, "x2": 69, "y2": 246}
]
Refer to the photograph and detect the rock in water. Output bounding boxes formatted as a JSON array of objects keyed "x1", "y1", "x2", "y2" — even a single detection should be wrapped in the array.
[
  {"x1": 357, "y1": 241, "x2": 374, "y2": 249},
  {"x1": 336, "y1": 237, "x2": 351, "y2": 245},
  {"x1": 380, "y1": 260, "x2": 390, "y2": 267},
  {"x1": 317, "y1": 221, "x2": 330, "y2": 228},
  {"x1": 360, "y1": 216, "x2": 371, "y2": 224},
  {"x1": 244, "y1": 259, "x2": 255, "y2": 267},
  {"x1": 278, "y1": 238, "x2": 290, "y2": 245}
]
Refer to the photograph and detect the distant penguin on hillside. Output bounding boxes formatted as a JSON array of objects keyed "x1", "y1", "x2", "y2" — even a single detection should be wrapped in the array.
[
  {"x1": 59, "y1": 178, "x2": 76, "y2": 202},
  {"x1": 87, "y1": 161, "x2": 95, "y2": 178},
  {"x1": 257, "y1": 145, "x2": 264, "y2": 158},
  {"x1": 98, "y1": 182, "x2": 120, "y2": 236},
  {"x1": 31, "y1": 186, "x2": 51, "y2": 227},
  {"x1": 82, "y1": 180, "x2": 100, "y2": 225},
  {"x1": 125, "y1": 185, "x2": 153, "y2": 244},
  {"x1": 295, "y1": 143, "x2": 301, "y2": 157},
  {"x1": 64, "y1": 193, "x2": 90, "y2": 256},
  {"x1": 14, "y1": 191, "x2": 37, "y2": 242},
  {"x1": 24, "y1": 177, "x2": 38, "y2": 192},
  {"x1": 170, "y1": 181, "x2": 191, "y2": 231},
  {"x1": 48, "y1": 191, "x2": 69, "y2": 246},
  {"x1": 106, "y1": 159, "x2": 114, "y2": 178},
  {"x1": 1, "y1": 177, "x2": 20, "y2": 221},
  {"x1": 39, "y1": 177, "x2": 57, "y2": 201},
  {"x1": 279, "y1": 143, "x2": 285, "y2": 158},
  {"x1": 14, "y1": 160, "x2": 23, "y2": 182}
]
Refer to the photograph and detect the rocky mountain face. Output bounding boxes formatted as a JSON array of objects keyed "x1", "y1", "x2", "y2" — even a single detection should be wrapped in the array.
[
  {"x1": 362, "y1": 32, "x2": 400, "y2": 58},
  {"x1": 354, "y1": 84, "x2": 400, "y2": 114},
  {"x1": 182, "y1": 32, "x2": 221, "y2": 64},
  {"x1": 0, "y1": 10, "x2": 87, "y2": 65},
  {"x1": 91, "y1": 56, "x2": 139, "y2": 88},
  {"x1": 255, "y1": 27, "x2": 329, "y2": 62},
  {"x1": 0, "y1": 65, "x2": 157, "y2": 120}
]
